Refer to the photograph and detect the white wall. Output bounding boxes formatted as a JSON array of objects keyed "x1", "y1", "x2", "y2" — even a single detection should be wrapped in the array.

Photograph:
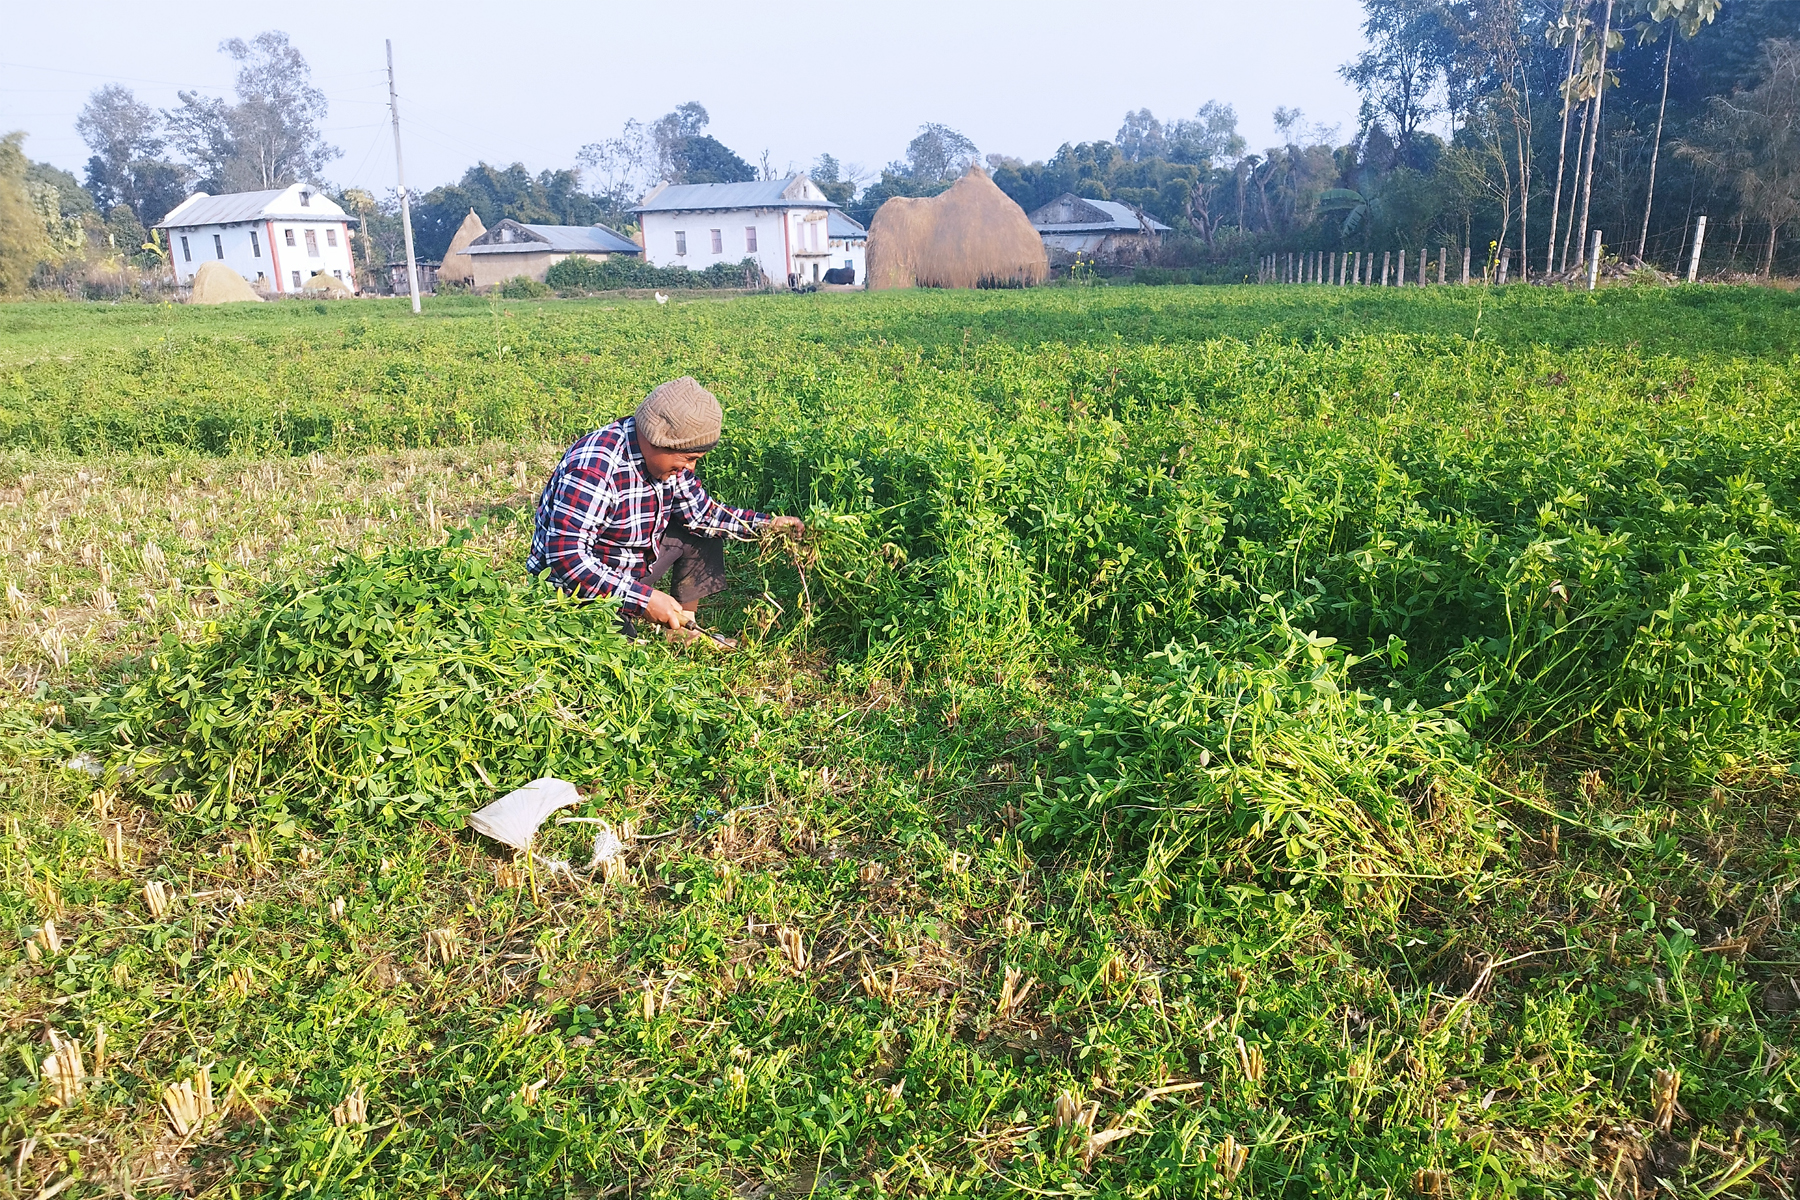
[
  {"x1": 642, "y1": 208, "x2": 808, "y2": 284},
  {"x1": 169, "y1": 217, "x2": 357, "y2": 294}
]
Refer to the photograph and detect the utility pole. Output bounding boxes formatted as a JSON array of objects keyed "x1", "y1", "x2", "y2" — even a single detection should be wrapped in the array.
[{"x1": 387, "y1": 39, "x2": 421, "y2": 315}]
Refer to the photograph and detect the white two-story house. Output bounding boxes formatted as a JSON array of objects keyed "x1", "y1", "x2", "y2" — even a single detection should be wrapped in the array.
[
  {"x1": 633, "y1": 176, "x2": 865, "y2": 288},
  {"x1": 156, "y1": 183, "x2": 359, "y2": 295}
]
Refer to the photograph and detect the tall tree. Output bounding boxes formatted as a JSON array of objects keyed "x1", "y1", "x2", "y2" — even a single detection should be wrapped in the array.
[
  {"x1": 1341, "y1": 0, "x2": 1455, "y2": 168},
  {"x1": 1632, "y1": 0, "x2": 1722, "y2": 260},
  {"x1": 0, "y1": 132, "x2": 50, "y2": 295},
  {"x1": 165, "y1": 31, "x2": 338, "y2": 192},
  {"x1": 1679, "y1": 37, "x2": 1800, "y2": 276},
  {"x1": 899, "y1": 124, "x2": 980, "y2": 183},
  {"x1": 1116, "y1": 110, "x2": 1167, "y2": 162},
  {"x1": 809, "y1": 155, "x2": 857, "y2": 206},
  {"x1": 76, "y1": 84, "x2": 189, "y2": 225},
  {"x1": 1573, "y1": 0, "x2": 1616, "y2": 267},
  {"x1": 648, "y1": 102, "x2": 711, "y2": 182},
  {"x1": 1544, "y1": 3, "x2": 1586, "y2": 275},
  {"x1": 1167, "y1": 101, "x2": 1248, "y2": 165}
]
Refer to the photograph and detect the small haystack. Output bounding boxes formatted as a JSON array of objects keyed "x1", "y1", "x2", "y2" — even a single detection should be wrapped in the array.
[
  {"x1": 303, "y1": 272, "x2": 354, "y2": 298},
  {"x1": 866, "y1": 168, "x2": 1047, "y2": 290},
  {"x1": 439, "y1": 209, "x2": 486, "y2": 287},
  {"x1": 189, "y1": 261, "x2": 263, "y2": 304}
]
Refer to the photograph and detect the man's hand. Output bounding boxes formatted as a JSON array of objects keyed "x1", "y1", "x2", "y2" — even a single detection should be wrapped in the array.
[
  {"x1": 766, "y1": 515, "x2": 805, "y2": 538},
  {"x1": 642, "y1": 589, "x2": 687, "y2": 631}
]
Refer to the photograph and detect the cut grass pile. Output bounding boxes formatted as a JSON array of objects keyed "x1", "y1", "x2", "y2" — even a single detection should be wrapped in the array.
[{"x1": 0, "y1": 285, "x2": 1796, "y2": 1198}]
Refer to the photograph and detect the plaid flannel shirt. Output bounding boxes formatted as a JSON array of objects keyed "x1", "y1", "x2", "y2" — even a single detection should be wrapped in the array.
[{"x1": 526, "y1": 416, "x2": 768, "y2": 614}]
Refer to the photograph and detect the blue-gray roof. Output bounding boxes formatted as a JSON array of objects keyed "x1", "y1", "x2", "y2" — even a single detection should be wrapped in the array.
[
  {"x1": 634, "y1": 177, "x2": 838, "y2": 214},
  {"x1": 827, "y1": 210, "x2": 867, "y2": 240},
  {"x1": 464, "y1": 220, "x2": 641, "y2": 256},
  {"x1": 155, "y1": 185, "x2": 351, "y2": 229},
  {"x1": 1029, "y1": 194, "x2": 1171, "y2": 234}
]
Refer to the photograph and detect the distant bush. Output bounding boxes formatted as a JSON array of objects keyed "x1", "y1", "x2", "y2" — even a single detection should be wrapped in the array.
[
  {"x1": 546, "y1": 255, "x2": 762, "y2": 293},
  {"x1": 498, "y1": 275, "x2": 552, "y2": 299},
  {"x1": 1132, "y1": 266, "x2": 1200, "y2": 286}
]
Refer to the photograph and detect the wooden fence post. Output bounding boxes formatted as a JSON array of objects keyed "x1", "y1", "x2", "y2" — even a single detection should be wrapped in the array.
[
  {"x1": 1382, "y1": 250, "x2": 1391, "y2": 286},
  {"x1": 1687, "y1": 216, "x2": 1706, "y2": 282},
  {"x1": 1418, "y1": 250, "x2": 1426, "y2": 286},
  {"x1": 1497, "y1": 248, "x2": 1510, "y2": 285},
  {"x1": 1461, "y1": 245, "x2": 1471, "y2": 284},
  {"x1": 1587, "y1": 230, "x2": 1603, "y2": 291}
]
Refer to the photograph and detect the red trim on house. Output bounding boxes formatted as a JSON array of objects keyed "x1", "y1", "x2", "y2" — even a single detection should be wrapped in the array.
[
  {"x1": 266, "y1": 220, "x2": 285, "y2": 294},
  {"x1": 341, "y1": 222, "x2": 357, "y2": 292}
]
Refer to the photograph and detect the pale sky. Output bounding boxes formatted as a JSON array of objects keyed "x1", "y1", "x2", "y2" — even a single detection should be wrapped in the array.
[{"x1": 3, "y1": 0, "x2": 1367, "y2": 196}]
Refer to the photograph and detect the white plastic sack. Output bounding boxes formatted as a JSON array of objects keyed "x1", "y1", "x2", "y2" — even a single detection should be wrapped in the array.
[{"x1": 467, "y1": 777, "x2": 581, "y2": 852}]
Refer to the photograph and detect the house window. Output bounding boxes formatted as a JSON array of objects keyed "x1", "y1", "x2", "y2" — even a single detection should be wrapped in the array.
[
  {"x1": 809, "y1": 222, "x2": 820, "y2": 251},
  {"x1": 213, "y1": 234, "x2": 224, "y2": 259},
  {"x1": 304, "y1": 229, "x2": 320, "y2": 257},
  {"x1": 812, "y1": 263, "x2": 820, "y2": 282},
  {"x1": 327, "y1": 228, "x2": 338, "y2": 248},
  {"x1": 285, "y1": 228, "x2": 296, "y2": 247},
  {"x1": 291, "y1": 269, "x2": 302, "y2": 289},
  {"x1": 674, "y1": 231, "x2": 686, "y2": 255},
  {"x1": 710, "y1": 229, "x2": 722, "y2": 254},
  {"x1": 250, "y1": 230, "x2": 260, "y2": 257},
  {"x1": 180, "y1": 236, "x2": 191, "y2": 262},
  {"x1": 333, "y1": 270, "x2": 343, "y2": 280},
  {"x1": 745, "y1": 226, "x2": 758, "y2": 252},
  {"x1": 299, "y1": 190, "x2": 311, "y2": 207},
  {"x1": 256, "y1": 272, "x2": 265, "y2": 283}
]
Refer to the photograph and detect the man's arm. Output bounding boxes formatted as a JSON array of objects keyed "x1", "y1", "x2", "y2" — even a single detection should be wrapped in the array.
[
  {"x1": 673, "y1": 472, "x2": 769, "y2": 539},
  {"x1": 540, "y1": 466, "x2": 655, "y2": 613}
]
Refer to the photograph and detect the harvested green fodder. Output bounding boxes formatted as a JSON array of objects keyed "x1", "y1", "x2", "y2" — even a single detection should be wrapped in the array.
[
  {"x1": 1029, "y1": 611, "x2": 1493, "y2": 915},
  {"x1": 82, "y1": 544, "x2": 743, "y2": 829}
]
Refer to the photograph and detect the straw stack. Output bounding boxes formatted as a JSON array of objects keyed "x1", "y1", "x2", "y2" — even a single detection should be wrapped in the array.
[{"x1": 866, "y1": 168, "x2": 1047, "y2": 290}]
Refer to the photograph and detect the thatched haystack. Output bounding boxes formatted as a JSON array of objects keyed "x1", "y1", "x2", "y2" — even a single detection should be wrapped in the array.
[
  {"x1": 439, "y1": 209, "x2": 485, "y2": 287},
  {"x1": 303, "y1": 272, "x2": 354, "y2": 298},
  {"x1": 189, "y1": 261, "x2": 263, "y2": 304},
  {"x1": 866, "y1": 168, "x2": 1046, "y2": 290}
]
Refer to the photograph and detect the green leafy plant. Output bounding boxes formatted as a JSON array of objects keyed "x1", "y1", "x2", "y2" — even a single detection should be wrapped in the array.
[{"x1": 84, "y1": 544, "x2": 741, "y2": 828}]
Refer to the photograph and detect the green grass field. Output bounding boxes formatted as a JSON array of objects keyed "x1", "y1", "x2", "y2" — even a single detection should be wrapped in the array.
[{"x1": 1, "y1": 284, "x2": 1796, "y2": 1199}]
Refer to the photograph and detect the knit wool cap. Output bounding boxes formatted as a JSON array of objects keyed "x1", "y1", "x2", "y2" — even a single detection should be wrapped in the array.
[{"x1": 635, "y1": 376, "x2": 723, "y2": 452}]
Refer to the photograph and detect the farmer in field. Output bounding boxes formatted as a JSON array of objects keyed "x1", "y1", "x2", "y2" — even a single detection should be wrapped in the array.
[{"x1": 527, "y1": 376, "x2": 803, "y2": 639}]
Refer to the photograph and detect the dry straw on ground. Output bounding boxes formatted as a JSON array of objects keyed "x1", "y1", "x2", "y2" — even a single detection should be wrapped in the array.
[
  {"x1": 865, "y1": 168, "x2": 1047, "y2": 291},
  {"x1": 188, "y1": 261, "x2": 263, "y2": 305},
  {"x1": 438, "y1": 210, "x2": 486, "y2": 287},
  {"x1": 303, "y1": 272, "x2": 354, "y2": 298}
]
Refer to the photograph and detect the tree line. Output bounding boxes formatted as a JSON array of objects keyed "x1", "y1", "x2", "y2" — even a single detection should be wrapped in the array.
[{"x1": 2, "y1": 3, "x2": 1796, "y2": 296}]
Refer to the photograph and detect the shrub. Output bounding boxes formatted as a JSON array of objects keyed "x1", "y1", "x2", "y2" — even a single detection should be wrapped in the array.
[
  {"x1": 545, "y1": 255, "x2": 762, "y2": 293},
  {"x1": 499, "y1": 275, "x2": 552, "y2": 299}
]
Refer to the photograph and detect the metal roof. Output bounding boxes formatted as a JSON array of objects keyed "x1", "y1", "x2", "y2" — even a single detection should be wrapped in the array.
[
  {"x1": 463, "y1": 220, "x2": 641, "y2": 255},
  {"x1": 634, "y1": 176, "x2": 838, "y2": 213},
  {"x1": 155, "y1": 185, "x2": 350, "y2": 229},
  {"x1": 826, "y1": 210, "x2": 867, "y2": 240},
  {"x1": 1028, "y1": 194, "x2": 1171, "y2": 234}
]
